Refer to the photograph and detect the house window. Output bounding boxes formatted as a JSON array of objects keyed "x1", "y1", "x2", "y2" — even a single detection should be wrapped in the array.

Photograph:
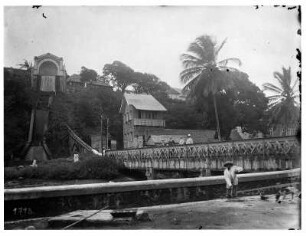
[
  {"x1": 138, "y1": 110, "x2": 141, "y2": 119},
  {"x1": 145, "y1": 112, "x2": 152, "y2": 119}
]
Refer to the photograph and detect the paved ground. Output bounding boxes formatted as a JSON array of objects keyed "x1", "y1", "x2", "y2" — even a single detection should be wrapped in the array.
[
  {"x1": 101, "y1": 194, "x2": 301, "y2": 230},
  {"x1": 133, "y1": 195, "x2": 301, "y2": 230},
  {"x1": 5, "y1": 194, "x2": 301, "y2": 230}
]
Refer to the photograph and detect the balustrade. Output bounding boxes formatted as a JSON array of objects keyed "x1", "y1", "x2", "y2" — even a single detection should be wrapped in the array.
[{"x1": 106, "y1": 136, "x2": 299, "y2": 171}]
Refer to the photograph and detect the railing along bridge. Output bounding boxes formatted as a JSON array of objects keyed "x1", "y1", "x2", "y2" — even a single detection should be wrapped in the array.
[{"x1": 106, "y1": 136, "x2": 299, "y2": 173}]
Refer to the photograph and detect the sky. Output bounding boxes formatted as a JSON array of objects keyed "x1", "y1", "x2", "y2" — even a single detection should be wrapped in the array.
[{"x1": 4, "y1": 5, "x2": 301, "y2": 90}]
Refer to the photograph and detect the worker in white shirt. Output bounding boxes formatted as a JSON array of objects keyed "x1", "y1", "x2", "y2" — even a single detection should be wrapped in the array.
[
  {"x1": 179, "y1": 137, "x2": 185, "y2": 145},
  {"x1": 186, "y1": 134, "x2": 193, "y2": 145},
  {"x1": 223, "y1": 161, "x2": 243, "y2": 198}
]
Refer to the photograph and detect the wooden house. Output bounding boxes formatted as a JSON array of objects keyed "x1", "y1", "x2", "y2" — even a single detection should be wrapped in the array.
[{"x1": 120, "y1": 93, "x2": 167, "y2": 148}]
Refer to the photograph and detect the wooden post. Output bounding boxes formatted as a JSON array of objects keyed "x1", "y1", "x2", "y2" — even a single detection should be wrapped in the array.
[
  {"x1": 145, "y1": 167, "x2": 155, "y2": 180},
  {"x1": 28, "y1": 109, "x2": 35, "y2": 143},
  {"x1": 106, "y1": 117, "x2": 109, "y2": 150},
  {"x1": 200, "y1": 168, "x2": 211, "y2": 176},
  {"x1": 100, "y1": 114, "x2": 103, "y2": 152}
]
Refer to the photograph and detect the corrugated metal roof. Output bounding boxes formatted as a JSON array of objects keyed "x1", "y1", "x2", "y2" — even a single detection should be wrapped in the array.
[{"x1": 124, "y1": 93, "x2": 167, "y2": 111}]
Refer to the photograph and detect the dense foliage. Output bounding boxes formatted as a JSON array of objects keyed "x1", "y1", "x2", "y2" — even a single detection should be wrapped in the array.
[
  {"x1": 4, "y1": 154, "x2": 127, "y2": 181},
  {"x1": 103, "y1": 61, "x2": 136, "y2": 93},
  {"x1": 193, "y1": 76, "x2": 269, "y2": 139},
  {"x1": 4, "y1": 59, "x2": 271, "y2": 161},
  {"x1": 80, "y1": 66, "x2": 98, "y2": 82},
  {"x1": 263, "y1": 67, "x2": 300, "y2": 128},
  {"x1": 4, "y1": 69, "x2": 32, "y2": 160},
  {"x1": 163, "y1": 99, "x2": 205, "y2": 129},
  {"x1": 46, "y1": 86, "x2": 123, "y2": 156}
]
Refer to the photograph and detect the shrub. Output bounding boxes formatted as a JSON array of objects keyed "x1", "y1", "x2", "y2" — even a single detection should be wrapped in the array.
[{"x1": 4, "y1": 155, "x2": 127, "y2": 181}]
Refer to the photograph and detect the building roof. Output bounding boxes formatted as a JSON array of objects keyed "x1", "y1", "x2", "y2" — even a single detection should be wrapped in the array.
[
  {"x1": 90, "y1": 80, "x2": 112, "y2": 87},
  {"x1": 121, "y1": 93, "x2": 167, "y2": 112},
  {"x1": 67, "y1": 74, "x2": 82, "y2": 83},
  {"x1": 167, "y1": 87, "x2": 181, "y2": 95}
]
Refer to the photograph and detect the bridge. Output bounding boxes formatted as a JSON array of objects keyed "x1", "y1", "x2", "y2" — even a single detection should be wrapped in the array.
[
  {"x1": 106, "y1": 136, "x2": 300, "y2": 178},
  {"x1": 65, "y1": 125, "x2": 300, "y2": 177}
]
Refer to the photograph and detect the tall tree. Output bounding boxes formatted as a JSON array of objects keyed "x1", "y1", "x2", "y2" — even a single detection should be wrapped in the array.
[
  {"x1": 103, "y1": 61, "x2": 136, "y2": 93},
  {"x1": 133, "y1": 72, "x2": 170, "y2": 101},
  {"x1": 263, "y1": 66, "x2": 300, "y2": 129},
  {"x1": 180, "y1": 35, "x2": 246, "y2": 140},
  {"x1": 80, "y1": 66, "x2": 98, "y2": 83}
]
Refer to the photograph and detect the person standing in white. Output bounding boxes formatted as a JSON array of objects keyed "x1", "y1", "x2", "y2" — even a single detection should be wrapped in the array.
[
  {"x1": 179, "y1": 137, "x2": 185, "y2": 145},
  {"x1": 223, "y1": 161, "x2": 243, "y2": 198},
  {"x1": 186, "y1": 134, "x2": 193, "y2": 145}
]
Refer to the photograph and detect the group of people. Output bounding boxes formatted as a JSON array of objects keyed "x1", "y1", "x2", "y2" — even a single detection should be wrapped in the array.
[
  {"x1": 163, "y1": 134, "x2": 194, "y2": 146},
  {"x1": 179, "y1": 134, "x2": 194, "y2": 145}
]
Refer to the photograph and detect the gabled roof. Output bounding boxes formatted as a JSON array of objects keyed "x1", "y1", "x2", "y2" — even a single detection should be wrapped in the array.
[{"x1": 120, "y1": 93, "x2": 167, "y2": 113}]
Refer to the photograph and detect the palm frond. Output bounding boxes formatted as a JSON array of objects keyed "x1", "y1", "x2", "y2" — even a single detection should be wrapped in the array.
[
  {"x1": 263, "y1": 83, "x2": 282, "y2": 94},
  {"x1": 217, "y1": 58, "x2": 242, "y2": 67},
  {"x1": 282, "y1": 66, "x2": 292, "y2": 86},
  {"x1": 187, "y1": 36, "x2": 216, "y2": 64},
  {"x1": 215, "y1": 38, "x2": 227, "y2": 57},
  {"x1": 291, "y1": 78, "x2": 299, "y2": 91},
  {"x1": 180, "y1": 53, "x2": 203, "y2": 68},
  {"x1": 273, "y1": 71, "x2": 289, "y2": 91},
  {"x1": 267, "y1": 95, "x2": 282, "y2": 99},
  {"x1": 266, "y1": 95, "x2": 283, "y2": 103},
  {"x1": 179, "y1": 66, "x2": 204, "y2": 84},
  {"x1": 182, "y1": 75, "x2": 201, "y2": 93}
]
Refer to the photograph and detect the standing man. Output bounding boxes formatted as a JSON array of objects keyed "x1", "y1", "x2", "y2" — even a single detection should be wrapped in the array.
[
  {"x1": 186, "y1": 134, "x2": 193, "y2": 145},
  {"x1": 223, "y1": 161, "x2": 243, "y2": 198}
]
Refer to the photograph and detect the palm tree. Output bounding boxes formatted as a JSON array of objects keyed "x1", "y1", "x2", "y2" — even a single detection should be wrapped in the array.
[
  {"x1": 18, "y1": 59, "x2": 33, "y2": 70},
  {"x1": 263, "y1": 67, "x2": 300, "y2": 133},
  {"x1": 180, "y1": 35, "x2": 245, "y2": 141}
]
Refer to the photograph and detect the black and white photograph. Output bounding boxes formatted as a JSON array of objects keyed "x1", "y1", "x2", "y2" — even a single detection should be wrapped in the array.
[{"x1": 2, "y1": 0, "x2": 302, "y2": 230}]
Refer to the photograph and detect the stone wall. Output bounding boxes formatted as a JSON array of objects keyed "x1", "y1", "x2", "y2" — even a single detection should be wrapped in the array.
[{"x1": 4, "y1": 169, "x2": 300, "y2": 221}]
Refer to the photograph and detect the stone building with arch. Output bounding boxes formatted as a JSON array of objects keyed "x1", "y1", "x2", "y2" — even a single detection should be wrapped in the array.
[{"x1": 31, "y1": 53, "x2": 67, "y2": 93}]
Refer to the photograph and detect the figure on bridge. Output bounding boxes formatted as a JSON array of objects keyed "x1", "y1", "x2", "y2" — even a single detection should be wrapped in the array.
[
  {"x1": 186, "y1": 134, "x2": 193, "y2": 145},
  {"x1": 223, "y1": 161, "x2": 243, "y2": 198},
  {"x1": 179, "y1": 137, "x2": 185, "y2": 145}
]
